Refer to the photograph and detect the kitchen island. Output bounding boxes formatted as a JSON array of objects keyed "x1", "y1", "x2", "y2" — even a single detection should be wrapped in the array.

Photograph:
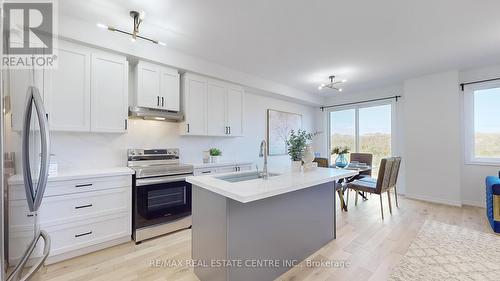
[{"x1": 186, "y1": 167, "x2": 357, "y2": 281}]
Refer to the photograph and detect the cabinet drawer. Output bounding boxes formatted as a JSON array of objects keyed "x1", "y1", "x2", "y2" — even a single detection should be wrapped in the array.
[
  {"x1": 8, "y1": 213, "x2": 130, "y2": 263},
  {"x1": 9, "y1": 188, "x2": 130, "y2": 229},
  {"x1": 47, "y1": 213, "x2": 130, "y2": 257},
  {"x1": 9, "y1": 175, "x2": 131, "y2": 200},
  {"x1": 193, "y1": 168, "x2": 217, "y2": 176}
]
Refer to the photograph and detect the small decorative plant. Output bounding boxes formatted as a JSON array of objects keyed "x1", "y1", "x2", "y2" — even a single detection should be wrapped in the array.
[
  {"x1": 286, "y1": 130, "x2": 319, "y2": 161},
  {"x1": 331, "y1": 146, "x2": 350, "y2": 155},
  {"x1": 209, "y1": 148, "x2": 222, "y2": 156}
]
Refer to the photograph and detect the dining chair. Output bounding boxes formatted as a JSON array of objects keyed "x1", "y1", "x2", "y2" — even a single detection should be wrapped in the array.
[
  {"x1": 313, "y1": 157, "x2": 329, "y2": 168},
  {"x1": 347, "y1": 157, "x2": 402, "y2": 219},
  {"x1": 349, "y1": 153, "x2": 373, "y2": 178}
]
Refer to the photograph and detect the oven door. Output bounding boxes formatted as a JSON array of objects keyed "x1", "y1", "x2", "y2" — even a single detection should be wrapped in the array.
[{"x1": 135, "y1": 175, "x2": 192, "y2": 229}]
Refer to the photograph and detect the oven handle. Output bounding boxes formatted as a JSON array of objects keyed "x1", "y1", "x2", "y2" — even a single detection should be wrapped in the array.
[{"x1": 136, "y1": 175, "x2": 192, "y2": 186}]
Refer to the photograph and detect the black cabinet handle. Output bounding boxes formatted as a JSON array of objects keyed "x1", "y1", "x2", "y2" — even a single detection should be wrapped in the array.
[
  {"x1": 161, "y1": 97, "x2": 164, "y2": 107},
  {"x1": 75, "y1": 231, "x2": 92, "y2": 238},
  {"x1": 75, "y1": 183, "x2": 92, "y2": 188},
  {"x1": 124, "y1": 119, "x2": 128, "y2": 130},
  {"x1": 229, "y1": 126, "x2": 231, "y2": 135},
  {"x1": 187, "y1": 123, "x2": 190, "y2": 133},
  {"x1": 75, "y1": 204, "x2": 93, "y2": 209},
  {"x1": 157, "y1": 96, "x2": 160, "y2": 106},
  {"x1": 201, "y1": 171, "x2": 211, "y2": 174}
]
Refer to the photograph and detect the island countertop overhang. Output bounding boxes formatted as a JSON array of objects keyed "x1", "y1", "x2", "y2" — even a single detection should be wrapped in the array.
[{"x1": 186, "y1": 167, "x2": 358, "y2": 203}]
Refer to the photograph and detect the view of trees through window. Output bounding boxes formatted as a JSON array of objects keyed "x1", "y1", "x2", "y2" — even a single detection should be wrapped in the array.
[
  {"x1": 473, "y1": 87, "x2": 500, "y2": 158},
  {"x1": 330, "y1": 104, "x2": 392, "y2": 177}
]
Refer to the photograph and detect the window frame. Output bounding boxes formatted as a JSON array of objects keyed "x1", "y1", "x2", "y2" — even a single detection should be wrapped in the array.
[
  {"x1": 464, "y1": 80, "x2": 500, "y2": 165},
  {"x1": 326, "y1": 100, "x2": 395, "y2": 162}
]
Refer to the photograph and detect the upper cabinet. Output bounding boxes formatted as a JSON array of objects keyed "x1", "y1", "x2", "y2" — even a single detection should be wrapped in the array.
[
  {"x1": 180, "y1": 73, "x2": 244, "y2": 137},
  {"x1": 9, "y1": 40, "x2": 129, "y2": 133},
  {"x1": 91, "y1": 52, "x2": 129, "y2": 133},
  {"x1": 44, "y1": 41, "x2": 91, "y2": 132},
  {"x1": 133, "y1": 61, "x2": 180, "y2": 111}
]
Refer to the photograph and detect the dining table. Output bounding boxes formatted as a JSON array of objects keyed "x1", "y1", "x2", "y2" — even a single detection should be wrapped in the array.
[{"x1": 331, "y1": 164, "x2": 375, "y2": 211}]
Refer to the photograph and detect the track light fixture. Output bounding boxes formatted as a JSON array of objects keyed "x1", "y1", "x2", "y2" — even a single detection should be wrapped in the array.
[
  {"x1": 318, "y1": 75, "x2": 347, "y2": 92},
  {"x1": 97, "y1": 10, "x2": 166, "y2": 46}
]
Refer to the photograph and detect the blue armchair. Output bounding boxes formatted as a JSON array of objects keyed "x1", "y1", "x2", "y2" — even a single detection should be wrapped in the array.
[{"x1": 485, "y1": 175, "x2": 500, "y2": 233}]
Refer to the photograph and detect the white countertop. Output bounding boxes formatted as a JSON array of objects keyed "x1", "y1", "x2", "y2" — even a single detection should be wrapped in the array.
[
  {"x1": 8, "y1": 167, "x2": 134, "y2": 185},
  {"x1": 186, "y1": 167, "x2": 358, "y2": 203},
  {"x1": 190, "y1": 161, "x2": 254, "y2": 169}
]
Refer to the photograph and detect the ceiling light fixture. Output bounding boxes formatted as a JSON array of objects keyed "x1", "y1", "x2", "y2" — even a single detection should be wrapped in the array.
[
  {"x1": 96, "y1": 10, "x2": 165, "y2": 46},
  {"x1": 318, "y1": 75, "x2": 346, "y2": 92}
]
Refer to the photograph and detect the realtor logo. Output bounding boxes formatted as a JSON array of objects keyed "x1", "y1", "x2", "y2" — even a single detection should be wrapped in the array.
[{"x1": 2, "y1": 0, "x2": 58, "y2": 68}]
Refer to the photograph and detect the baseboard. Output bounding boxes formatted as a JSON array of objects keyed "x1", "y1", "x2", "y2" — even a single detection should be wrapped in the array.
[
  {"x1": 405, "y1": 193, "x2": 462, "y2": 207},
  {"x1": 462, "y1": 200, "x2": 486, "y2": 208}
]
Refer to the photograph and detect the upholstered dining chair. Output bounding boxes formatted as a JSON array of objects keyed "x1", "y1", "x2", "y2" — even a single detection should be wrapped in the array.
[
  {"x1": 313, "y1": 157, "x2": 329, "y2": 168},
  {"x1": 349, "y1": 153, "x2": 373, "y2": 178},
  {"x1": 347, "y1": 157, "x2": 402, "y2": 219}
]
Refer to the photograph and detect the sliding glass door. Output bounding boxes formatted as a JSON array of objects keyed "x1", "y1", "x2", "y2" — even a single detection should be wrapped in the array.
[{"x1": 329, "y1": 102, "x2": 393, "y2": 177}]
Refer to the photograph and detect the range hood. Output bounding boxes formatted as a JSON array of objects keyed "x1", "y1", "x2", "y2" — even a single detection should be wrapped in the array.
[{"x1": 128, "y1": 106, "x2": 184, "y2": 122}]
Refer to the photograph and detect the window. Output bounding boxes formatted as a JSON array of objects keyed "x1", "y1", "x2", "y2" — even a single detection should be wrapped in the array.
[
  {"x1": 329, "y1": 103, "x2": 393, "y2": 177},
  {"x1": 464, "y1": 82, "x2": 500, "y2": 164}
]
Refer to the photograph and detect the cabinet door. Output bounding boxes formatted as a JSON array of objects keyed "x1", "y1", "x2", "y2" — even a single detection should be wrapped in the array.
[
  {"x1": 207, "y1": 80, "x2": 227, "y2": 136},
  {"x1": 91, "y1": 53, "x2": 128, "y2": 133},
  {"x1": 184, "y1": 76, "x2": 207, "y2": 135},
  {"x1": 160, "y1": 67, "x2": 180, "y2": 111},
  {"x1": 136, "y1": 62, "x2": 160, "y2": 109},
  {"x1": 226, "y1": 86, "x2": 244, "y2": 136},
  {"x1": 9, "y1": 67, "x2": 45, "y2": 131},
  {"x1": 44, "y1": 42, "x2": 91, "y2": 131},
  {"x1": 216, "y1": 166, "x2": 236, "y2": 174}
]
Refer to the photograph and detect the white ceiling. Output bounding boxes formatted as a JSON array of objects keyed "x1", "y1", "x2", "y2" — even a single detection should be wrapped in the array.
[{"x1": 61, "y1": 0, "x2": 500, "y2": 95}]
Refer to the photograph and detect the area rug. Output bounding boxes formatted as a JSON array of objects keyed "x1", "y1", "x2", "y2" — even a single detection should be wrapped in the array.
[{"x1": 389, "y1": 220, "x2": 500, "y2": 281}]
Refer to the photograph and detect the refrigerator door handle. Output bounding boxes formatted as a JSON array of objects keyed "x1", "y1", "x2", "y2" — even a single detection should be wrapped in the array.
[
  {"x1": 6, "y1": 230, "x2": 51, "y2": 281},
  {"x1": 21, "y1": 86, "x2": 50, "y2": 212}
]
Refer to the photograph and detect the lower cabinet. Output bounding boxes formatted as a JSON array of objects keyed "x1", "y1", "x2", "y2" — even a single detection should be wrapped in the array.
[
  {"x1": 193, "y1": 163, "x2": 253, "y2": 176},
  {"x1": 8, "y1": 172, "x2": 132, "y2": 265}
]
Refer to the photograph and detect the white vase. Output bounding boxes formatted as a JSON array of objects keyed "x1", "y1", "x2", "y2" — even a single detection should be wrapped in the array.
[
  {"x1": 291, "y1": 160, "x2": 302, "y2": 172},
  {"x1": 211, "y1": 156, "x2": 221, "y2": 163},
  {"x1": 302, "y1": 144, "x2": 315, "y2": 164}
]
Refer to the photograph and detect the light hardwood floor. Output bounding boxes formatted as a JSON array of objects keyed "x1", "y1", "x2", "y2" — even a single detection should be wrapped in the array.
[{"x1": 31, "y1": 192, "x2": 491, "y2": 281}]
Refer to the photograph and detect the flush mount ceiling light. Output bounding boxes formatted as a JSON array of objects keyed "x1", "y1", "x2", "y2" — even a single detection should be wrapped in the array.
[
  {"x1": 318, "y1": 75, "x2": 347, "y2": 92},
  {"x1": 97, "y1": 10, "x2": 166, "y2": 46}
]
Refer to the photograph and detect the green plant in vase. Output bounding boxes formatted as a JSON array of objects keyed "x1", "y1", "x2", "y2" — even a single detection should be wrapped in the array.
[
  {"x1": 286, "y1": 130, "x2": 319, "y2": 171},
  {"x1": 331, "y1": 146, "x2": 350, "y2": 168}
]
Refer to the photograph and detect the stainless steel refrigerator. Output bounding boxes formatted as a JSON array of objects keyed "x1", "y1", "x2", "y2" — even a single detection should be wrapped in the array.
[{"x1": 1, "y1": 1, "x2": 52, "y2": 279}]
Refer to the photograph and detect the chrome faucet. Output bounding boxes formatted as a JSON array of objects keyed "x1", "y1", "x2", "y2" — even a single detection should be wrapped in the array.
[{"x1": 259, "y1": 140, "x2": 269, "y2": 180}]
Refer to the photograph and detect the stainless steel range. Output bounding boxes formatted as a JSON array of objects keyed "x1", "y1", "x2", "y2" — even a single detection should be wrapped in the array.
[{"x1": 128, "y1": 149, "x2": 193, "y2": 243}]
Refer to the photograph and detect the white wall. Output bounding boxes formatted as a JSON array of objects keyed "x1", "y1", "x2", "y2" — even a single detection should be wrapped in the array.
[
  {"x1": 9, "y1": 90, "x2": 320, "y2": 173},
  {"x1": 403, "y1": 71, "x2": 462, "y2": 206},
  {"x1": 459, "y1": 64, "x2": 500, "y2": 207}
]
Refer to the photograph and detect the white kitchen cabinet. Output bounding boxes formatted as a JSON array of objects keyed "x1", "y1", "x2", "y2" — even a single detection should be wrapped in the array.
[
  {"x1": 9, "y1": 40, "x2": 129, "y2": 133},
  {"x1": 160, "y1": 67, "x2": 180, "y2": 111},
  {"x1": 181, "y1": 73, "x2": 244, "y2": 137},
  {"x1": 44, "y1": 41, "x2": 91, "y2": 131},
  {"x1": 207, "y1": 79, "x2": 227, "y2": 136},
  {"x1": 8, "y1": 169, "x2": 133, "y2": 264},
  {"x1": 135, "y1": 61, "x2": 161, "y2": 109},
  {"x1": 226, "y1": 85, "x2": 244, "y2": 136},
  {"x1": 181, "y1": 74, "x2": 207, "y2": 135},
  {"x1": 91, "y1": 52, "x2": 129, "y2": 132},
  {"x1": 134, "y1": 61, "x2": 180, "y2": 111}
]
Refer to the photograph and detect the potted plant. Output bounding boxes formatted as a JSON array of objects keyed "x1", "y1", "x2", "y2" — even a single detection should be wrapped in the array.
[
  {"x1": 286, "y1": 130, "x2": 317, "y2": 172},
  {"x1": 331, "y1": 146, "x2": 350, "y2": 168},
  {"x1": 209, "y1": 148, "x2": 222, "y2": 163}
]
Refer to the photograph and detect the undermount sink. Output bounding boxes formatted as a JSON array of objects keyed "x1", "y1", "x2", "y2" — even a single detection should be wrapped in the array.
[{"x1": 216, "y1": 171, "x2": 279, "y2": 183}]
